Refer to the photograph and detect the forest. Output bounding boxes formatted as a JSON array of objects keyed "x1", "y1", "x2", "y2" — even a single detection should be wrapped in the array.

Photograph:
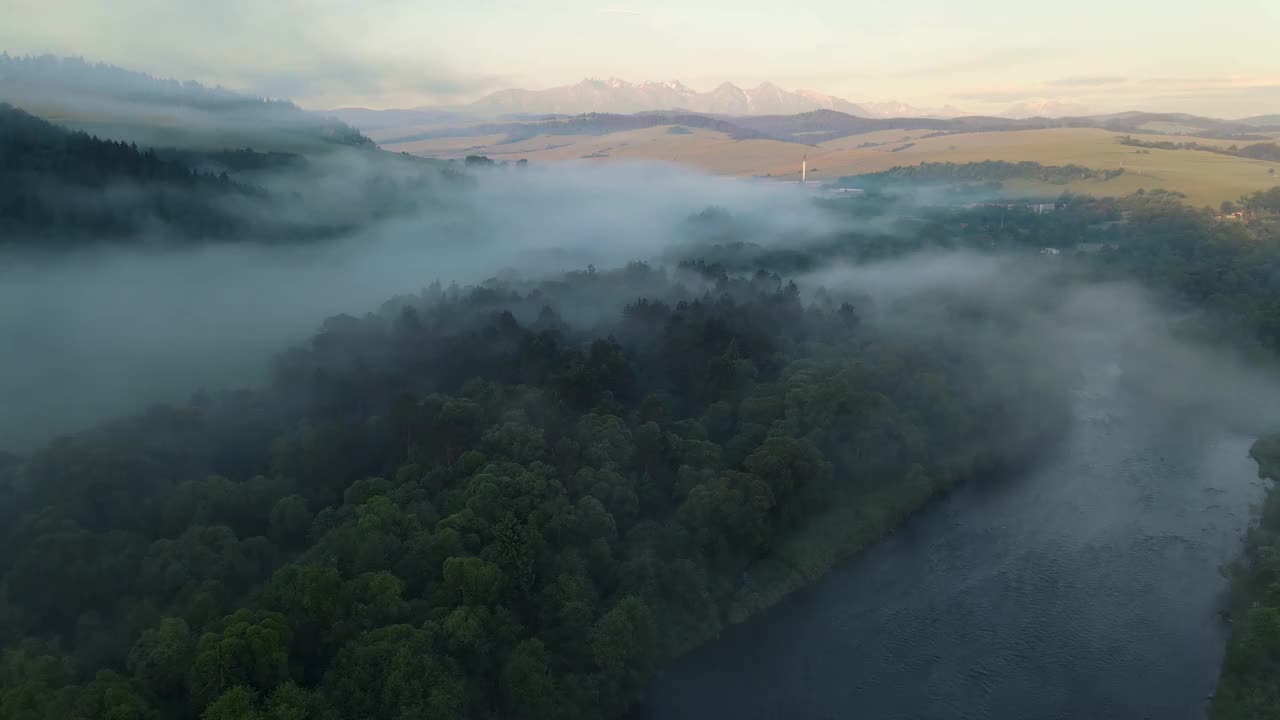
[{"x1": 0, "y1": 257, "x2": 1068, "y2": 719}]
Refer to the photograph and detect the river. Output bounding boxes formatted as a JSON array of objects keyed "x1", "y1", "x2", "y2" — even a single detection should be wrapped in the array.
[{"x1": 646, "y1": 357, "x2": 1270, "y2": 719}]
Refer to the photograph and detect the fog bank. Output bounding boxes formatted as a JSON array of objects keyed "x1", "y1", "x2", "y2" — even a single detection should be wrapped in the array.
[
  {"x1": 5, "y1": 158, "x2": 1278, "y2": 455},
  {"x1": 0, "y1": 162, "x2": 831, "y2": 451}
]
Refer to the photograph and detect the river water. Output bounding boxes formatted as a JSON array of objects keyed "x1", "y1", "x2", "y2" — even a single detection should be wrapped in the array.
[{"x1": 646, "y1": 359, "x2": 1269, "y2": 719}]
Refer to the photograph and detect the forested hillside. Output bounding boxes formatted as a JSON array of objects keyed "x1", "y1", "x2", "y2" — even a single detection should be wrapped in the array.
[
  {"x1": 0, "y1": 103, "x2": 248, "y2": 240},
  {"x1": 0, "y1": 105, "x2": 460, "y2": 247},
  {"x1": 0, "y1": 261, "x2": 1065, "y2": 719}
]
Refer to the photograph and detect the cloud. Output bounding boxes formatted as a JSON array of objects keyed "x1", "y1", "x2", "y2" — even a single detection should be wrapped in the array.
[
  {"x1": 0, "y1": 0, "x2": 500, "y2": 108},
  {"x1": 235, "y1": 51, "x2": 503, "y2": 109},
  {"x1": 598, "y1": 7, "x2": 644, "y2": 16},
  {"x1": 943, "y1": 72, "x2": 1280, "y2": 117},
  {"x1": 1047, "y1": 75, "x2": 1128, "y2": 87},
  {"x1": 893, "y1": 47, "x2": 1075, "y2": 78},
  {"x1": 946, "y1": 87, "x2": 1044, "y2": 102},
  {"x1": 1140, "y1": 75, "x2": 1280, "y2": 91}
]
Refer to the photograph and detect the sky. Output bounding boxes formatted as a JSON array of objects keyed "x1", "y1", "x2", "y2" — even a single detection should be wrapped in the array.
[{"x1": 2, "y1": 0, "x2": 1279, "y2": 116}]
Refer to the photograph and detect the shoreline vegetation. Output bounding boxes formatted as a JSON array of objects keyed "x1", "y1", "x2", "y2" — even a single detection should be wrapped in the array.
[
  {"x1": 721, "y1": 430, "x2": 1060, "y2": 629},
  {"x1": 657, "y1": 425, "x2": 1064, "y2": 664},
  {"x1": 1211, "y1": 435, "x2": 1280, "y2": 718}
]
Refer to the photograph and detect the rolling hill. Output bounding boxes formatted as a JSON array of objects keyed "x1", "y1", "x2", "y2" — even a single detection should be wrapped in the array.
[
  {"x1": 371, "y1": 107, "x2": 1280, "y2": 153},
  {"x1": 1242, "y1": 115, "x2": 1280, "y2": 127}
]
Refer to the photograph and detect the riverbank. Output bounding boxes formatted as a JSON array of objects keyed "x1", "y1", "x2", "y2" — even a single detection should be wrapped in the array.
[
  {"x1": 724, "y1": 449, "x2": 1034, "y2": 626},
  {"x1": 1211, "y1": 434, "x2": 1280, "y2": 719},
  {"x1": 647, "y1": 401, "x2": 1264, "y2": 719},
  {"x1": 658, "y1": 415, "x2": 1069, "y2": 662}
]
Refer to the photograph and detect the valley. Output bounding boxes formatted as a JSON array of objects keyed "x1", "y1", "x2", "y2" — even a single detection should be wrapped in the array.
[{"x1": 3, "y1": 38, "x2": 1280, "y2": 720}]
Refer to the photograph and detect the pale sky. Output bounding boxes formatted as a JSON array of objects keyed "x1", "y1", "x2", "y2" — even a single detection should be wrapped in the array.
[{"x1": 2, "y1": 0, "x2": 1279, "y2": 116}]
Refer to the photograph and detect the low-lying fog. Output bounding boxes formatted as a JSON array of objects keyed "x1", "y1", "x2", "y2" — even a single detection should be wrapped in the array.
[
  {"x1": 0, "y1": 161, "x2": 824, "y2": 451},
  {"x1": 3, "y1": 159, "x2": 1279, "y2": 454}
]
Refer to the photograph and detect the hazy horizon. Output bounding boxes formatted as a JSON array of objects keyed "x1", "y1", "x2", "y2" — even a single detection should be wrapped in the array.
[{"x1": 1, "y1": 0, "x2": 1278, "y2": 117}]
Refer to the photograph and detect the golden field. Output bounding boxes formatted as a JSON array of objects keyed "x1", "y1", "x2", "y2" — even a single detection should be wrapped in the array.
[{"x1": 381, "y1": 125, "x2": 1280, "y2": 207}]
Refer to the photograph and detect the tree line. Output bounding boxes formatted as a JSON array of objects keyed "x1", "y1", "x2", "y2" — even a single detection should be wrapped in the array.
[
  {"x1": 1213, "y1": 436, "x2": 1280, "y2": 719},
  {"x1": 1118, "y1": 135, "x2": 1280, "y2": 164},
  {"x1": 834, "y1": 160, "x2": 1125, "y2": 194}
]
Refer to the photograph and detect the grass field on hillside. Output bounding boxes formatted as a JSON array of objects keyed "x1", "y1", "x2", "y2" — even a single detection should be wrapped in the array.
[
  {"x1": 792, "y1": 128, "x2": 1278, "y2": 207},
  {"x1": 385, "y1": 123, "x2": 1280, "y2": 206},
  {"x1": 380, "y1": 133, "x2": 510, "y2": 155},
  {"x1": 817, "y1": 128, "x2": 947, "y2": 151}
]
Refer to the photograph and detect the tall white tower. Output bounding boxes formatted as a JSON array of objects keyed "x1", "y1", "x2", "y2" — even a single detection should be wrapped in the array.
[{"x1": 802, "y1": 155, "x2": 807, "y2": 183}]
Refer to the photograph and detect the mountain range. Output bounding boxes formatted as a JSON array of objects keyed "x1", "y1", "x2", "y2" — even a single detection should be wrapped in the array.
[
  {"x1": 999, "y1": 99, "x2": 1095, "y2": 120},
  {"x1": 456, "y1": 78, "x2": 965, "y2": 119}
]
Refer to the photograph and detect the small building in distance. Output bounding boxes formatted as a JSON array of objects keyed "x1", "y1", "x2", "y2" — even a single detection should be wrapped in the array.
[{"x1": 1040, "y1": 247, "x2": 1061, "y2": 256}]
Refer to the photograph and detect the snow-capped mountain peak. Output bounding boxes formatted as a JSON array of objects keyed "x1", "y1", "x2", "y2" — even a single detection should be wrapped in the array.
[{"x1": 465, "y1": 78, "x2": 966, "y2": 118}]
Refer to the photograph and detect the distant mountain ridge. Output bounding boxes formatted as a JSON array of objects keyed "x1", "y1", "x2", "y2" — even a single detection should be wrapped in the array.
[
  {"x1": 461, "y1": 77, "x2": 961, "y2": 118},
  {"x1": 1000, "y1": 99, "x2": 1095, "y2": 120}
]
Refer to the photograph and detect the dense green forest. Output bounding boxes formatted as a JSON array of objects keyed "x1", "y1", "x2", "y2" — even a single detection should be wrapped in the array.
[{"x1": 0, "y1": 258, "x2": 1067, "y2": 719}]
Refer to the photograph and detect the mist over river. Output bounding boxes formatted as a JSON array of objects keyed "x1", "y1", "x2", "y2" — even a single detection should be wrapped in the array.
[{"x1": 646, "y1": 346, "x2": 1273, "y2": 720}]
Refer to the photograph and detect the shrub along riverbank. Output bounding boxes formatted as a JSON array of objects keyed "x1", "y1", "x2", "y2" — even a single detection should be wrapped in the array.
[{"x1": 1212, "y1": 435, "x2": 1280, "y2": 719}]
